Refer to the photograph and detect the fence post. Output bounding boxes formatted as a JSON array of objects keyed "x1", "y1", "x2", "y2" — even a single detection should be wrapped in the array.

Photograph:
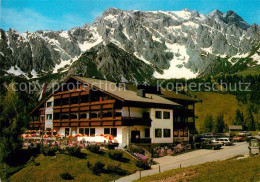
[
  {"x1": 159, "y1": 165, "x2": 161, "y2": 173},
  {"x1": 180, "y1": 163, "x2": 181, "y2": 168},
  {"x1": 139, "y1": 170, "x2": 141, "y2": 179}
]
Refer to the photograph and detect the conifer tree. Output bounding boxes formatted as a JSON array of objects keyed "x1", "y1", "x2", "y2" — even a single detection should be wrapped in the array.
[
  {"x1": 0, "y1": 83, "x2": 24, "y2": 165},
  {"x1": 215, "y1": 113, "x2": 225, "y2": 133},
  {"x1": 203, "y1": 114, "x2": 214, "y2": 133}
]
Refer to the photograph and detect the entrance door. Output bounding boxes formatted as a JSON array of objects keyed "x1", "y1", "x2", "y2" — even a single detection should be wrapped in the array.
[
  {"x1": 65, "y1": 128, "x2": 70, "y2": 136},
  {"x1": 131, "y1": 130, "x2": 140, "y2": 143}
]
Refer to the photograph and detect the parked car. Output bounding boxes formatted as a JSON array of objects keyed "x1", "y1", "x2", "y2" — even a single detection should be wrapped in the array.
[
  {"x1": 238, "y1": 131, "x2": 252, "y2": 136},
  {"x1": 233, "y1": 135, "x2": 248, "y2": 142},
  {"x1": 199, "y1": 139, "x2": 222, "y2": 150},
  {"x1": 211, "y1": 138, "x2": 233, "y2": 146}
]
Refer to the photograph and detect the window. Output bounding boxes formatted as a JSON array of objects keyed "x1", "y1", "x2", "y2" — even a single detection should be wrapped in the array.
[
  {"x1": 145, "y1": 128, "x2": 150, "y2": 138},
  {"x1": 80, "y1": 113, "x2": 87, "y2": 119},
  {"x1": 104, "y1": 128, "x2": 110, "y2": 134},
  {"x1": 184, "y1": 130, "x2": 188, "y2": 137},
  {"x1": 70, "y1": 113, "x2": 78, "y2": 119},
  {"x1": 90, "y1": 128, "x2": 95, "y2": 136},
  {"x1": 104, "y1": 128, "x2": 117, "y2": 137},
  {"x1": 80, "y1": 95, "x2": 88, "y2": 103},
  {"x1": 155, "y1": 128, "x2": 162, "y2": 138},
  {"x1": 163, "y1": 111, "x2": 170, "y2": 119},
  {"x1": 103, "y1": 111, "x2": 113, "y2": 117},
  {"x1": 173, "y1": 130, "x2": 179, "y2": 137},
  {"x1": 54, "y1": 113, "x2": 60, "y2": 120},
  {"x1": 46, "y1": 102, "x2": 52, "y2": 107},
  {"x1": 90, "y1": 112, "x2": 99, "y2": 118},
  {"x1": 65, "y1": 128, "x2": 70, "y2": 136},
  {"x1": 179, "y1": 129, "x2": 184, "y2": 137},
  {"x1": 61, "y1": 114, "x2": 69, "y2": 120},
  {"x1": 155, "y1": 111, "x2": 162, "y2": 119},
  {"x1": 46, "y1": 114, "x2": 52, "y2": 120},
  {"x1": 111, "y1": 128, "x2": 117, "y2": 137},
  {"x1": 54, "y1": 99, "x2": 61, "y2": 106},
  {"x1": 62, "y1": 98, "x2": 69, "y2": 105},
  {"x1": 79, "y1": 128, "x2": 84, "y2": 134},
  {"x1": 85, "y1": 128, "x2": 90, "y2": 136},
  {"x1": 188, "y1": 117, "x2": 194, "y2": 122},
  {"x1": 175, "y1": 116, "x2": 182, "y2": 122},
  {"x1": 71, "y1": 97, "x2": 79, "y2": 105},
  {"x1": 115, "y1": 112, "x2": 122, "y2": 117},
  {"x1": 163, "y1": 129, "x2": 171, "y2": 137},
  {"x1": 143, "y1": 112, "x2": 150, "y2": 118}
]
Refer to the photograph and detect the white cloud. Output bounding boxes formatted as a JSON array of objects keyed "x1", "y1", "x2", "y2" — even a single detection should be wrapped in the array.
[{"x1": 1, "y1": 8, "x2": 58, "y2": 32}]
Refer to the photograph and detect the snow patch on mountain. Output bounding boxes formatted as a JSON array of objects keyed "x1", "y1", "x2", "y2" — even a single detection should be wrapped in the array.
[
  {"x1": 154, "y1": 43, "x2": 198, "y2": 79},
  {"x1": 78, "y1": 35, "x2": 103, "y2": 52},
  {"x1": 7, "y1": 66, "x2": 28, "y2": 78}
]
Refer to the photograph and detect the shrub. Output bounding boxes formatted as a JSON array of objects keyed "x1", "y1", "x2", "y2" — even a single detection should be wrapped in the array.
[
  {"x1": 60, "y1": 172, "x2": 74, "y2": 180},
  {"x1": 41, "y1": 146, "x2": 57, "y2": 156},
  {"x1": 129, "y1": 146, "x2": 145, "y2": 155},
  {"x1": 86, "y1": 161, "x2": 92, "y2": 169},
  {"x1": 86, "y1": 145, "x2": 100, "y2": 153},
  {"x1": 92, "y1": 161, "x2": 105, "y2": 175},
  {"x1": 108, "y1": 151, "x2": 123, "y2": 161},
  {"x1": 28, "y1": 143, "x2": 41, "y2": 156},
  {"x1": 65, "y1": 146, "x2": 81, "y2": 157},
  {"x1": 57, "y1": 147, "x2": 66, "y2": 154},
  {"x1": 136, "y1": 159, "x2": 151, "y2": 170},
  {"x1": 107, "y1": 163, "x2": 127, "y2": 175}
]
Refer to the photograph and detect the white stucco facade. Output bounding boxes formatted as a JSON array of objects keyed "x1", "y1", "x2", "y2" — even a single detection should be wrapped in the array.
[
  {"x1": 150, "y1": 108, "x2": 173, "y2": 143},
  {"x1": 45, "y1": 97, "x2": 54, "y2": 129}
]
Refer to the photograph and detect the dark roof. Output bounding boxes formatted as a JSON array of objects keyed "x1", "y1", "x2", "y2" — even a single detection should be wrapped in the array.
[
  {"x1": 30, "y1": 75, "x2": 201, "y2": 115},
  {"x1": 229, "y1": 125, "x2": 243, "y2": 130},
  {"x1": 74, "y1": 76, "x2": 180, "y2": 106},
  {"x1": 161, "y1": 90, "x2": 199, "y2": 103}
]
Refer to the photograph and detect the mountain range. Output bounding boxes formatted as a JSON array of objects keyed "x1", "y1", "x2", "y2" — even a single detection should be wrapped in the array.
[{"x1": 0, "y1": 8, "x2": 259, "y2": 82}]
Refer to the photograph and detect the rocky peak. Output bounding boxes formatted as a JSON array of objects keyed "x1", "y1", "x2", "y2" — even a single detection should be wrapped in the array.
[
  {"x1": 223, "y1": 10, "x2": 249, "y2": 30},
  {"x1": 0, "y1": 8, "x2": 259, "y2": 80}
]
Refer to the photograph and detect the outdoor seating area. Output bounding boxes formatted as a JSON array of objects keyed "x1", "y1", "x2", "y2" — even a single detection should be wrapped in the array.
[{"x1": 21, "y1": 130, "x2": 119, "y2": 149}]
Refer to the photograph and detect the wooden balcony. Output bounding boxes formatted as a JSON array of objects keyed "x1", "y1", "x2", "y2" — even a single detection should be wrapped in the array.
[
  {"x1": 174, "y1": 108, "x2": 194, "y2": 117},
  {"x1": 29, "y1": 121, "x2": 44, "y2": 128},
  {"x1": 174, "y1": 122, "x2": 195, "y2": 130},
  {"x1": 54, "y1": 88, "x2": 90, "y2": 96},
  {"x1": 53, "y1": 100, "x2": 115, "y2": 112},
  {"x1": 122, "y1": 117, "x2": 152, "y2": 127},
  {"x1": 52, "y1": 116, "x2": 122, "y2": 127}
]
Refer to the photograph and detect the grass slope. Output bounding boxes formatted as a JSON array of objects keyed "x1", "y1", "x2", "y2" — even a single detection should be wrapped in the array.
[
  {"x1": 193, "y1": 92, "x2": 243, "y2": 132},
  {"x1": 9, "y1": 150, "x2": 139, "y2": 182},
  {"x1": 135, "y1": 155, "x2": 260, "y2": 182}
]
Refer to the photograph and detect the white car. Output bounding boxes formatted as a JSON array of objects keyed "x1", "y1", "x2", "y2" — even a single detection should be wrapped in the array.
[
  {"x1": 211, "y1": 138, "x2": 233, "y2": 146},
  {"x1": 238, "y1": 131, "x2": 251, "y2": 136}
]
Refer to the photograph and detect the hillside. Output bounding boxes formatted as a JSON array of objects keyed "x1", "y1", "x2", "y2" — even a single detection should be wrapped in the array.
[
  {"x1": 194, "y1": 92, "x2": 247, "y2": 132},
  {"x1": 135, "y1": 155, "x2": 260, "y2": 182},
  {"x1": 8, "y1": 150, "x2": 139, "y2": 182}
]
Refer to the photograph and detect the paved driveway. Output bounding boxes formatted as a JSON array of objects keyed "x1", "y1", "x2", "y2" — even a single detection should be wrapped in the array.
[{"x1": 117, "y1": 142, "x2": 248, "y2": 182}]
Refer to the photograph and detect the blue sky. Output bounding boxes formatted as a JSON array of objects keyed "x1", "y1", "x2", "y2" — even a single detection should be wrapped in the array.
[{"x1": 1, "y1": 0, "x2": 259, "y2": 32}]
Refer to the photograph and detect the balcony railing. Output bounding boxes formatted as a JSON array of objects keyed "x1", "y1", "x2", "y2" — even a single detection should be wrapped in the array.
[
  {"x1": 174, "y1": 108, "x2": 194, "y2": 117},
  {"x1": 122, "y1": 117, "x2": 152, "y2": 127},
  {"x1": 174, "y1": 122, "x2": 195, "y2": 130}
]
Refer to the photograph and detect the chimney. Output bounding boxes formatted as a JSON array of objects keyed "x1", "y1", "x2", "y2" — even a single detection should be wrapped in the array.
[{"x1": 137, "y1": 89, "x2": 146, "y2": 97}]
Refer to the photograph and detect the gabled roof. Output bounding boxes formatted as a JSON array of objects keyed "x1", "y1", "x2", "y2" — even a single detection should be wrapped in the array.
[
  {"x1": 74, "y1": 76, "x2": 180, "y2": 106},
  {"x1": 30, "y1": 75, "x2": 181, "y2": 115}
]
